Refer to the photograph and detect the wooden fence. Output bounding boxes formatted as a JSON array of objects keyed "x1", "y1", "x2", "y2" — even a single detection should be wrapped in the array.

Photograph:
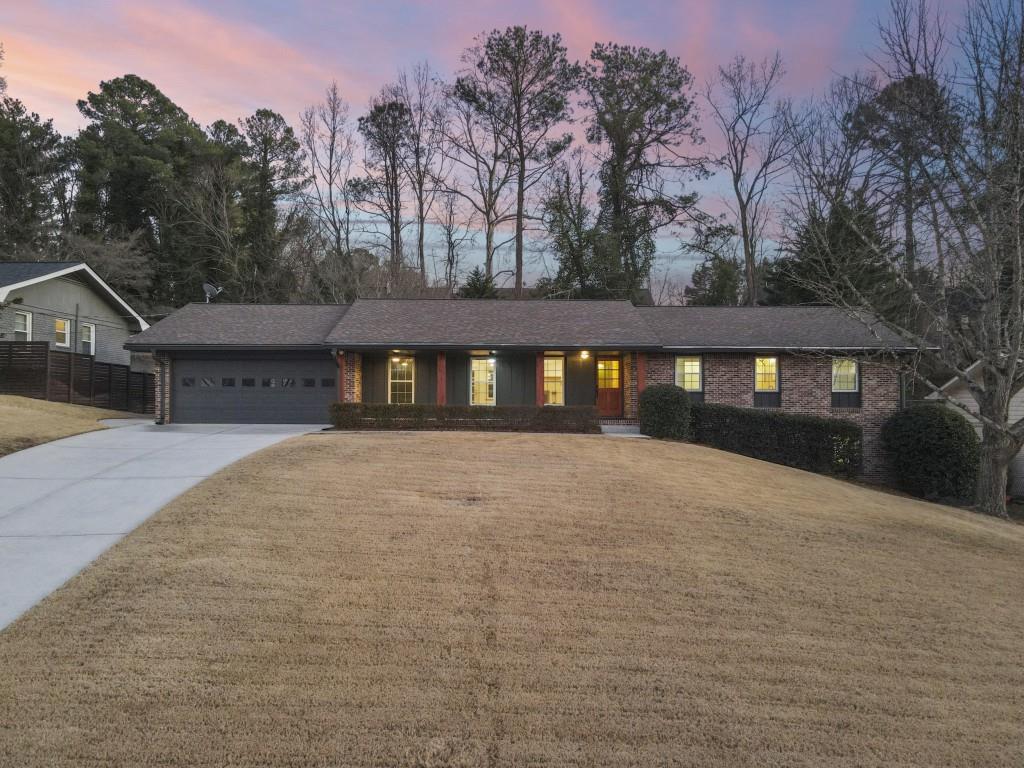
[{"x1": 0, "y1": 341, "x2": 155, "y2": 414}]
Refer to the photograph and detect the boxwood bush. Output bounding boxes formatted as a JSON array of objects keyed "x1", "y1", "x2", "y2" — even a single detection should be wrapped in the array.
[
  {"x1": 638, "y1": 384, "x2": 693, "y2": 440},
  {"x1": 329, "y1": 403, "x2": 600, "y2": 433},
  {"x1": 692, "y1": 403, "x2": 863, "y2": 478},
  {"x1": 881, "y1": 404, "x2": 979, "y2": 502}
]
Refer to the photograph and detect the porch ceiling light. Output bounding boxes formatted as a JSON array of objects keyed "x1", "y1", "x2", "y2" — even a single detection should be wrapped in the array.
[{"x1": 580, "y1": 350, "x2": 590, "y2": 360}]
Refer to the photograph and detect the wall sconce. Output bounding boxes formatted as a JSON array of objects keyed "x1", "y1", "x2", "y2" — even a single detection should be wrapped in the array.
[{"x1": 580, "y1": 350, "x2": 590, "y2": 360}]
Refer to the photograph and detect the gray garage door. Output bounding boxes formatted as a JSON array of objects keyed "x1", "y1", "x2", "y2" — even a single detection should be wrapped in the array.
[{"x1": 172, "y1": 355, "x2": 338, "y2": 423}]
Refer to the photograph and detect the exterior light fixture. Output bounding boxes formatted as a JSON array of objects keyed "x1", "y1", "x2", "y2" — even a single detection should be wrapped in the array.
[
  {"x1": 580, "y1": 350, "x2": 590, "y2": 360},
  {"x1": 391, "y1": 356, "x2": 401, "y2": 363}
]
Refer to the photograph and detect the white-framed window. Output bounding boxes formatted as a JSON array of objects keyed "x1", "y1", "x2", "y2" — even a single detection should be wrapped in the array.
[
  {"x1": 754, "y1": 356, "x2": 779, "y2": 392},
  {"x1": 54, "y1": 318, "x2": 71, "y2": 347},
  {"x1": 388, "y1": 356, "x2": 414, "y2": 404},
  {"x1": 13, "y1": 311, "x2": 32, "y2": 341},
  {"x1": 543, "y1": 356, "x2": 565, "y2": 406},
  {"x1": 832, "y1": 358, "x2": 859, "y2": 392},
  {"x1": 470, "y1": 357, "x2": 496, "y2": 406},
  {"x1": 675, "y1": 355, "x2": 702, "y2": 392},
  {"x1": 80, "y1": 323, "x2": 96, "y2": 356}
]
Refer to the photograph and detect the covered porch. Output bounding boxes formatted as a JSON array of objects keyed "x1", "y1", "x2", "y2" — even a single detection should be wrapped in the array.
[{"x1": 336, "y1": 349, "x2": 648, "y2": 420}]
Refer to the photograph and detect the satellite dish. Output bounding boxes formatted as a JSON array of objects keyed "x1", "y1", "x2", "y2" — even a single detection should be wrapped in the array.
[{"x1": 202, "y1": 282, "x2": 224, "y2": 303}]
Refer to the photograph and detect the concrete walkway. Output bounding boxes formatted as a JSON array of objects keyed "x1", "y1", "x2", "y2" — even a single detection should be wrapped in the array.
[{"x1": 0, "y1": 422, "x2": 318, "y2": 630}]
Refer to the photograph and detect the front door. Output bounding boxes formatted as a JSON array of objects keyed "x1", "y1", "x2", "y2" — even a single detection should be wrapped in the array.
[{"x1": 596, "y1": 357, "x2": 622, "y2": 418}]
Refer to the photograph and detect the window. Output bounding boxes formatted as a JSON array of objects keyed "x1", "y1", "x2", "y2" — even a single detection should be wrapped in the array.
[
  {"x1": 13, "y1": 311, "x2": 31, "y2": 341},
  {"x1": 321, "y1": 378, "x2": 335, "y2": 388},
  {"x1": 389, "y1": 356, "x2": 414, "y2": 404},
  {"x1": 831, "y1": 359, "x2": 859, "y2": 392},
  {"x1": 80, "y1": 323, "x2": 95, "y2": 355},
  {"x1": 543, "y1": 356, "x2": 564, "y2": 406},
  {"x1": 182, "y1": 377, "x2": 195, "y2": 388},
  {"x1": 470, "y1": 357, "x2": 496, "y2": 406},
  {"x1": 262, "y1": 378, "x2": 277, "y2": 388},
  {"x1": 54, "y1": 318, "x2": 71, "y2": 347},
  {"x1": 282, "y1": 378, "x2": 296, "y2": 388},
  {"x1": 675, "y1": 356, "x2": 702, "y2": 391},
  {"x1": 597, "y1": 359, "x2": 620, "y2": 390},
  {"x1": 302, "y1": 378, "x2": 316, "y2": 388},
  {"x1": 200, "y1": 377, "x2": 215, "y2": 387},
  {"x1": 242, "y1": 378, "x2": 255, "y2": 387},
  {"x1": 222, "y1": 377, "x2": 235, "y2": 387},
  {"x1": 754, "y1": 356, "x2": 779, "y2": 391}
]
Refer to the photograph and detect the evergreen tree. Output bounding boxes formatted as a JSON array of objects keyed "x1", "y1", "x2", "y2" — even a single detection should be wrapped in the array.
[
  {"x1": 458, "y1": 265, "x2": 498, "y2": 298},
  {"x1": 684, "y1": 254, "x2": 742, "y2": 306}
]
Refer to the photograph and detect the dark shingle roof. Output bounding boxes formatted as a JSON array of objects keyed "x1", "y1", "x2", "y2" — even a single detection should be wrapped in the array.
[
  {"x1": 0, "y1": 261, "x2": 82, "y2": 288},
  {"x1": 638, "y1": 306, "x2": 910, "y2": 350},
  {"x1": 326, "y1": 299, "x2": 661, "y2": 349},
  {"x1": 125, "y1": 304, "x2": 349, "y2": 349}
]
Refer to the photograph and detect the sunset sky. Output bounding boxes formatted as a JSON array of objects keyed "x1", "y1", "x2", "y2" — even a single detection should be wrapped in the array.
[{"x1": 0, "y1": 0, "x2": 942, "y2": 283}]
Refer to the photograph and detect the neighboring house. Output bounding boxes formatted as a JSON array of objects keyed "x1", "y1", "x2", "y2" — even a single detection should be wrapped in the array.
[
  {"x1": 931, "y1": 368, "x2": 1024, "y2": 497},
  {"x1": 0, "y1": 261, "x2": 149, "y2": 367},
  {"x1": 126, "y1": 300, "x2": 912, "y2": 480}
]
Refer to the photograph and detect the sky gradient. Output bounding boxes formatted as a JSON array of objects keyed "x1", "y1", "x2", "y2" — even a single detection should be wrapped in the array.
[{"x1": 0, "y1": 0, "x2": 926, "y2": 284}]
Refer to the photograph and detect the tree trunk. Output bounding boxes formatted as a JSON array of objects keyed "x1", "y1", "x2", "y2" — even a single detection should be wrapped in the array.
[
  {"x1": 484, "y1": 223, "x2": 495, "y2": 279},
  {"x1": 418, "y1": 196, "x2": 426, "y2": 284},
  {"x1": 903, "y1": 159, "x2": 915, "y2": 278},
  {"x1": 514, "y1": 153, "x2": 525, "y2": 298},
  {"x1": 975, "y1": 427, "x2": 1013, "y2": 518}
]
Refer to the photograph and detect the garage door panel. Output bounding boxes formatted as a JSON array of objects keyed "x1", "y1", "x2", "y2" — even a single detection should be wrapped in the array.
[{"x1": 173, "y1": 356, "x2": 337, "y2": 423}]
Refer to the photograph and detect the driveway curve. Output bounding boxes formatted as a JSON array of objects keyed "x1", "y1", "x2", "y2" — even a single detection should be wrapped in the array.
[{"x1": 0, "y1": 422, "x2": 317, "y2": 630}]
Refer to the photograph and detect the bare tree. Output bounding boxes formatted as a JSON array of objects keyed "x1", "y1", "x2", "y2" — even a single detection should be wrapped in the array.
[
  {"x1": 785, "y1": 0, "x2": 1024, "y2": 518},
  {"x1": 456, "y1": 27, "x2": 579, "y2": 296},
  {"x1": 433, "y1": 189, "x2": 476, "y2": 294},
  {"x1": 355, "y1": 92, "x2": 412, "y2": 293},
  {"x1": 706, "y1": 53, "x2": 792, "y2": 305},
  {"x1": 391, "y1": 63, "x2": 448, "y2": 284},
  {"x1": 440, "y1": 84, "x2": 517, "y2": 278},
  {"x1": 300, "y1": 82, "x2": 359, "y2": 300}
]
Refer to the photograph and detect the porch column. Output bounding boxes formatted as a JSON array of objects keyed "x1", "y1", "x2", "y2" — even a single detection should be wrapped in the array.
[
  {"x1": 337, "y1": 351, "x2": 346, "y2": 402},
  {"x1": 637, "y1": 352, "x2": 647, "y2": 395},
  {"x1": 535, "y1": 352, "x2": 545, "y2": 406},
  {"x1": 436, "y1": 351, "x2": 447, "y2": 405}
]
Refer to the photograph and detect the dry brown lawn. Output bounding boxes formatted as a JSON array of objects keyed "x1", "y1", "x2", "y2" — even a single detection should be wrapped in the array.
[
  {"x1": 0, "y1": 394, "x2": 138, "y2": 458},
  {"x1": 1, "y1": 432, "x2": 1022, "y2": 767}
]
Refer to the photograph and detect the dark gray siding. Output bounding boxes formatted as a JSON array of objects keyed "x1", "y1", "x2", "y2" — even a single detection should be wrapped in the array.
[
  {"x1": 566, "y1": 355, "x2": 596, "y2": 406},
  {"x1": 446, "y1": 353, "x2": 469, "y2": 405},
  {"x1": 415, "y1": 354, "x2": 437, "y2": 404},
  {"x1": 171, "y1": 352, "x2": 337, "y2": 423},
  {"x1": 496, "y1": 353, "x2": 535, "y2": 405},
  {"x1": 361, "y1": 353, "x2": 388, "y2": 403}
]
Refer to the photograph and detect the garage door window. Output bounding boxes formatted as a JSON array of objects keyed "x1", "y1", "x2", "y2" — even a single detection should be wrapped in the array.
[
  {"x1": 222, "y1": 378, "x2": 235, "y2": 387},
  {"x1": 303, "y1": 378, "x2": 315, "y2": 388},
  {"x1": 282, "y1": 378, "x2": 296, "y2": 388},
  {"x1": 242, "y1": 378, "x2": 255, "y2": 387},
  {"x1": 182, "y1": 377, "x2": 195, "y2": 387},
  {"x1": 200, "y1": 377, "x2": 215, "y2": 387},
  {"x1": 262, "y1": 378, "x2": 277, "y2": 388},
  {"x1": 321, "y1": 378, "x2": 334, "y2": 388}
]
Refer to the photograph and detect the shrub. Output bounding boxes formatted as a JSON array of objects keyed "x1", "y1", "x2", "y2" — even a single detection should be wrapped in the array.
[
  {"x1": 692, "y1": 403, "x2": 862, "y2": 478},
  {"x1": 881, "y1": 404, "x2": 979, "y2": 502},
  {"x1": 638, "y1": 384, "x2": 693, "y2": 440},
  {"x1": 328, "y1": 403, "x2": 600, "y2": 433}
]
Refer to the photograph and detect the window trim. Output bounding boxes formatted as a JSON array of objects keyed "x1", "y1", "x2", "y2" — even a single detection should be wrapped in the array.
[
  {"x1": 674, "y1": 355, "x2": 703, "y2": 392},
  {"x1": 388, "y1": 355, "x2": 415, "y2": 405},
  {"x1": 543, "y1": 355, "x2": 565, "y2": 406},
  {"x1": 54, "y1": 317, "x2": 71, "y2": 348},
  {"x1": 469, "y1": 356, "x2": 497, "y2": 406},
  {"x1": 13, "y1": 310, "x2": 32, "y2": 341},
  {"x1": 831, "y1": 358, "x2": 860, "y2": 393},
  {"x1": 754, "y1": 355, "x2": 780, "y2": 393},
  {"x1": 80, "y1": 322, "x2": 96, "y2": 356}
]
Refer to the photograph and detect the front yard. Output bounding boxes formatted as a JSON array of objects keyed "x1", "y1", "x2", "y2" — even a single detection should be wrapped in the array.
[
  {"x1": 0, "y1": 394, "x2": 137, "y2": 458},
  {"x1": 1, "y1": 432, "x2": 1021, "y2": 766}
]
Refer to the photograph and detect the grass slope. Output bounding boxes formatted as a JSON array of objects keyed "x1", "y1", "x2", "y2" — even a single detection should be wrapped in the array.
[
  {"x1": 0, "y1": 394, "x2": 136, "y2": 458},
  {"x1": 1, "y1": 432, "x2": 1021, "y2": 767}
]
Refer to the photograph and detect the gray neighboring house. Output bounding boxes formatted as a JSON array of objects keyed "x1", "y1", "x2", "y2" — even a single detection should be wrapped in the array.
[{"x1": 0, "y1": 261, "x2": 149, "y2": 367}]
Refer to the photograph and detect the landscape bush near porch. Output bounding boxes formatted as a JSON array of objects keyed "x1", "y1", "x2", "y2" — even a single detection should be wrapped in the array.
[
  {"x1": 638, "y1": 384, "x2": 693, "y2": 440},
  {"x1": 329, "y1": 403, "x2": 601, "y2": 433},
  {"x1": 692, "y1": 403, "x2": 863, "y2": 478}
]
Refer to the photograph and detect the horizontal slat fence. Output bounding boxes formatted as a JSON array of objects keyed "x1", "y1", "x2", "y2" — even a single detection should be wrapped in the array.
[{"x1": 0, "y1": 341, "x2": 154, "y2": 414}]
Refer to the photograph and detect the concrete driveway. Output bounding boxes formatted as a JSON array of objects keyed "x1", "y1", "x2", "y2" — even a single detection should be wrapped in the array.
[{"x1": 0, "y1": 422, "x2": 318, "y2": 630}]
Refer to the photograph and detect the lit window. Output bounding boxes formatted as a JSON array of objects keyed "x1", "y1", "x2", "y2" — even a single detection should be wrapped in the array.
[
  {"x1": 80, "y1": 323, "x2": 95, "y2": 355},
  {"x1": 832, "y1": 359, "x2": 859, "y2": 392},
  {"x1": 14, "y1": 311, "x2": 31, "y2": 341},
  {"x1": 389, "y1": 356, "x2": 414, "y2": 404},
  {"x1": 471, "y1": 357, "x2": 496, "y2": 405},
  {"x1": 597, "y1": 358, "x2": 620, "y2": 389},
  {"x1": 754, "y1": 356, "x2": 778, "y2": 392},
  {"x1": 54, "y1": 318, "x2": 71, "y2": 347},
  {"x1": 543, "y1": 356, "x2": 564, "y2": 406},
  {"x1": 675, "y1": 356, "x2": 702, "y2": 391}
]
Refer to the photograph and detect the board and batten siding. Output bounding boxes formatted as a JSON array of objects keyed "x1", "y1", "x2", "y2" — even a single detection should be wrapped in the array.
[{"x1": 938, "y1": 381, "x2": 1024, "y2": 497}]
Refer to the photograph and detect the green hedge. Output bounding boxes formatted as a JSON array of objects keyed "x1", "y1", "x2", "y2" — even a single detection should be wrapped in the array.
[
  {"x1": 638, "y1": 384, "x2": 693, "y2": 440},
  {"x1": 692, "y1": 403, "x2": 863, "y2": 478},
  {"x1": 329, "y1": 403, "x2": 601, "y2": 433},
  {"x1": 881, "y1": 404, "x2": 978, "y2": 502}
]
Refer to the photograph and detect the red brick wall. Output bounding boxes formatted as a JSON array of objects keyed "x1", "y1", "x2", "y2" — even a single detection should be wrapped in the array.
[
  {"x1": 342, "y1": 352, "x2": 362, "y2": 403},
  {"x1": 643, "y1": 352, "x2": 900, "y2": 482},
  {"x1": 154, "y1": 352, "x2": 172, "y2": 424}
]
